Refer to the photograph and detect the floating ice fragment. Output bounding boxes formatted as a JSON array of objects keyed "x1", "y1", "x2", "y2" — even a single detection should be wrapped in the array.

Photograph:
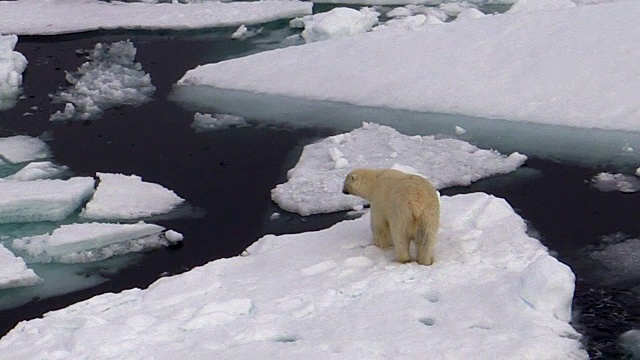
[
  {"x1": 0, "y1": 35, "x2": 27, "y2": 111},
  {"x1": 81, "y1": 173, "x2": 185, "y2": 220},
  {"x1": 0, "y1": 243, "x2": 42, "y2": 289},
  {"x1": 590, "y1": 172, "x2": 640, "y2": 193},
  {"x1": 4, "y1": 161, "x2": 68, "y2": 181},
  {"x1": 0, "y1": 177, "x2": 95, "y2": 223},
  {"x1": 12, "y1": 222, "x2": 178, "y2": 263},
  {"x1": 296, "y1": 7, "x2": 380, "y2": 43},
  {"x1": 619, "y1": 329, "x2": 640, "y2": 359},
  {"x1": 454, "y1": 125, "x2": 467, "y2": 136},
  {"x1": 231, "y1": 25, "x2": 248, "y2": 39},
  {"x1": 191, "y1": 112, "x2": 248, "y2": 132},
  {"x1": 0, "y1": 135, "x2": 51, "y2": 164}
]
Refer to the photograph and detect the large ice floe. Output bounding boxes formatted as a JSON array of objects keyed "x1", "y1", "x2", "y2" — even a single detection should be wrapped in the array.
[
  {"x1": 0, "y1": 35, "x2": 27, "y2": 111},
  {"x1": 80, "y1": 172, "x2": 185, "y2": 220},
  {"x1": 0, "y1": 135, "x2": 50, "y2": 164},
  {"x1": 272, "y1": 123, "x2": 526, "y2": 215},
  {"x1": 0, "y1": 192, "x2": 586, "y2": 359},
  {"x1": 0, "y1": 0, "x2": 313, "y2": 36},
  {"x1": 50, "y1": 40, "x2": 156, "y2": 121}
]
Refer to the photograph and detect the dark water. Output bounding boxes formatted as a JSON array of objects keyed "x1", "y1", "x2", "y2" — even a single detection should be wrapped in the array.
[{"x1": 0, "y1": 26, "x2": 638, "y2": 359}]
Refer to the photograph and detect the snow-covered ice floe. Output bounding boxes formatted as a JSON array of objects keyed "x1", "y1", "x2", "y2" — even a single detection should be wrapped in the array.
[
  {"x1": 0, "y1": 0, "x2": 313, "y2": 36},
  {"x1": 0, "y1": 192, "x2": 586, "y2": 359},
  {"x1": 176, "y1": 1, "x2": 640, "y2": 133},
  {"x1": 12, "y1": 222, "x2": 183, "y2": 264},
  {"x1": 291, "y1": 7, "x2": 380, "y2": 43},
  {"x1": 0, "y1": 135, "x2": 50, "y2": 164},
  {"x1": 590, "y1": 172, "x2": 640, "y2": 193},
  {"x1": 0, "y1": 177, "x2": 95, "y2": 224},
  {"x1": 0, "y1": 35, "x2": 27, "y2": 111},
  {"x1": 0, "y1": 243, "x2": 42, "y2": 290},
  {"x1": 3, "y1": 161, "x2": 68, "y2": 181},
  {"x1": 81, "y1": 172, "x2": 185, "y2": 220},
  {"x1": 50, "y1": 40, "x2": 155, "y2": 121},
  {"x1": 272, "y1": 123, "x2": 526, "y2": 215}
]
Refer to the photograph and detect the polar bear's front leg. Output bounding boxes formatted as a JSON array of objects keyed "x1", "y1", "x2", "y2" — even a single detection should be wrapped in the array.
[{"x1": 370, "y1": 206, "x2": 392, "y2": 249}]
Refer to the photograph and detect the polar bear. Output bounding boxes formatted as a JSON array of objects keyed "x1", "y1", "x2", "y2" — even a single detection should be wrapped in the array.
[{"x1": 342, "y1": 168, "x2": 440, "y2": 265}]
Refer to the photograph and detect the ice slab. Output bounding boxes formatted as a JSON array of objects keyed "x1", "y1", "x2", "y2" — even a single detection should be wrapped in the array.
[
  {"x1": 81, "y1": 173, "x2": 185, "y2": 220},
  {"x1": 0, "y1": 192, "x2": 586, "y2": 359},
  {"x1": 272, "y1": 123, "x2": 526, "y2": 215},
  {"x1": 0, "y1": 135, "x2": 51, "y2": 164},
  {"x1": 292, "y1": 7, "x2": 380, "y2": 43},
  {"x1": 0, "y1": 243, "x2": 42, "y2": 290},
  {"x1": 12, "y1": 222, "x2": 182, "y2": 264},
  {"x1": 590, "y1": 172, "x2": 640, "y2": 193},
  {"x1": 0, "y1": 35, "x2": 27, "y2": 111},
  {"x1": 0, "y1": 177, "x2": 95, "y2": 224},
  {"x1": 3, "y1": 161, "x2": 68, "y2": 181},
  {"x1": 177, "y1": 1, "x2": 640, "y2": 133},
  {"x1": 50, "y1": 40, "x2": 155, "y2": 121},
  {"x1": 0, "y1": 0, "x2": 313, "y2": 36},
  {"x1": 191, "y1": 112, "x2": 248, "y2": 132}
]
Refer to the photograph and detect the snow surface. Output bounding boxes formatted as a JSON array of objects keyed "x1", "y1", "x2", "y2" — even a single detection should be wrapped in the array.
[
  {"x1": 50, "y1": 40, "x2": 155, "y2": 121},
  {"x1": 272, "y1": 123, "x2": 526, "y2": 215},
  {"x1": 0, "y1": 135, "x2": 50, "y2": 164},
  {"x1": 0, "y1": 0, "x2": 313, "y2": 36},
  {"x1": 0, "y1": 243, "x2": 42, "y2": 290},
  {"x1": 80, "y1": 173, "x2": 185, "y2": 220},
  {"x1": 0, "y1": 192, "x2": 586, "y2": 359},
  {"x1": 12, "y1": 222, "x2": 181, "y2": 264},
  {"x1": 191, "y1": 112, "x2": 248, "y2": 132},
  {"x1": 0, "y1": 177, "x2": 95, "y2": 224},
  {"x1": 590, "y1": 172, "x2": 640, "y2": 193},
  {"x1": 3, "y1": 161, "x2": 68, "y2": 181},
  {"x1": 0, "y1": 35, "x2": 27, "y2": 111},
  {"x1": 177, "y1": 1, "x2": 640, "y2": 132}
]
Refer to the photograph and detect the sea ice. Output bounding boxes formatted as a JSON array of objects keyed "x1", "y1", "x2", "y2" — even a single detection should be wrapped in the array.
[
  {"x1": 590, "y1": 172, "x2": 640, "y2": 193},
  {"x1": 191, "y1": 112, "x2": 249, "y2": 132},
  {"x1": 272, "y1": 123, "x2": 526, "y2": 215},
  {"x1": 292, "y1": 7, "x2": 380, "y2": 43},
  {"x1": 50, "y1": 40, "x2": 156, "y2": 121},
  {"x1": 12, "y1": 222, "x2": 182, "y2": 264},
  {"x1": 0, "y1": 243, "x2": 42, "y2": 290},
  {"x1": 0, "y1": 135, "x2": 51, "y2": 164},
  {"x1": 619, "y1": 329, "x2": 640, "y2": 359},
  {"x1": 3, "y1": 161, "x2": 68, "y2": 181},
  {"x1": 0, "y1": 35, "x2": 27, "y2": 111},
  {"x1": 590, "y1": 237, "x2": 640, "y2": 278},
  {"x1": 0, "y1": 177, "x2": 95, "y2": 223},
  {"x1": 0, "y1": 0, "x2": 313, "y2": 36},
  {"x1": 0, "y1": 192, "x2": 586, "y2": 359},
  {"x1": 80, "y1": 172, "x2": 185, "y2": 220},
  {"x1": 177, "y1": 1, "x2": 640, "y2": 133}
]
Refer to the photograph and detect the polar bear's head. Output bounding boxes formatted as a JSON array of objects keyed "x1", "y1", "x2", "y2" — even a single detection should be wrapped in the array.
[{"x1": 342, "y1": 168, "x2": 374, "y2": 198}]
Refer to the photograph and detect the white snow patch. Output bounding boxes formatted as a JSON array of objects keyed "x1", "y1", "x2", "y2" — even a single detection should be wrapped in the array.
[
  {"x1": 0, "y1": 192, "x2": 586, "y2": 359},
  {"x1": 0, "y1": 177, "x2": 95, "y2": 223},
  {"x1": 191, "y1": 112, "x2": 248, "y2": 132},
  {"x1": 0, "y1": 35, "x2": 27, "y2": 111},
  {"x1": 50, "y1": 40, "x2": 155, "y2": 121},
  {"x1": 519, "y1": 255, "x2": 575, "y2": 322},
  {"x1": 12, "y1": 222, "x2": 178, "y2": 263},
  {"x1": 177, "y1": 1, "x2": 640, "y2": 133},
  {"x1": 590, "y1": 172, "x2": 640, "y2": 193},
  {"x1": 272, "y1": 123, "x2": 526, "y2": 215},
  {"x1": 0, "y1": 135, "x2": 51, "y2": 164},
  {"x1": 81, "y1": 173, "x2": 185, "y2": 220},
  {"x1": 508, "y1": 0, "x2": 576, "y2": 13},
  {"x1": 0, "y1": 243, "x2": 42, "y2": 290},
  {"x1": 0, "y1": 0, "x2": 313, "y2": 36}
]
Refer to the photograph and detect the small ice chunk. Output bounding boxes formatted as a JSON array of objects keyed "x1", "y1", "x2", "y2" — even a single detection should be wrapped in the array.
[
  {"x1": 0, "y1": 135, "x2": 51, "y2": 164},
  {"x1": 163, "y1": 229, "x2": 184, "y2": 243},
  {"x1": 0, "y1": 243, "x2": 42, "y2": 289},
  {"x1": 619, "y1": 329, "x2": 640, "y2": 359},
  {"x1": 191, "y1": 112, "x2": 248, "y2": 132},
  {"x1": 81, "y1": 173, "x2": 185, "y2": 220},
  {"x1": 0, "y1": 35, "x2": 28, "y2": 111},
  {"x1": 590, "y1": 172, "x2": 640, "y2": 193},
  {"x1": 334, "y1": 158, "x2": 349, "y2": 169},
  {"x1": 4, "y1": 161, "x2": 68, "y2": 181},
  {"x1": 231, "y1": 25, "x2": 248, "y2": 39},
  {"x1": 454, "y1": 8, "x2": 485, "y2": 21},
  {"x1": 269, "y1": 212, "x2": 281, "y2": 220},
  {"x1": 520, "y1": 255, "x2": 575, "y2": 322},
  {"x1": 0, "y1": 177, "x2": 95, "y2": 223},
  {"x1": 454, "y1": 126, "x2": 467, "y2": 136},
  {"x1": 636, "y1": 167, "x2": 640, "y2": 177},
  {"x1": 298, "y1": 7, "x2": 380, "y2": 43}
]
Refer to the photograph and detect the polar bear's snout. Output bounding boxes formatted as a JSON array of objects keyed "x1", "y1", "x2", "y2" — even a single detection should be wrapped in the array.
[{"x1": 342, "y1": 186, "x2": 350, "y2": 195}]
